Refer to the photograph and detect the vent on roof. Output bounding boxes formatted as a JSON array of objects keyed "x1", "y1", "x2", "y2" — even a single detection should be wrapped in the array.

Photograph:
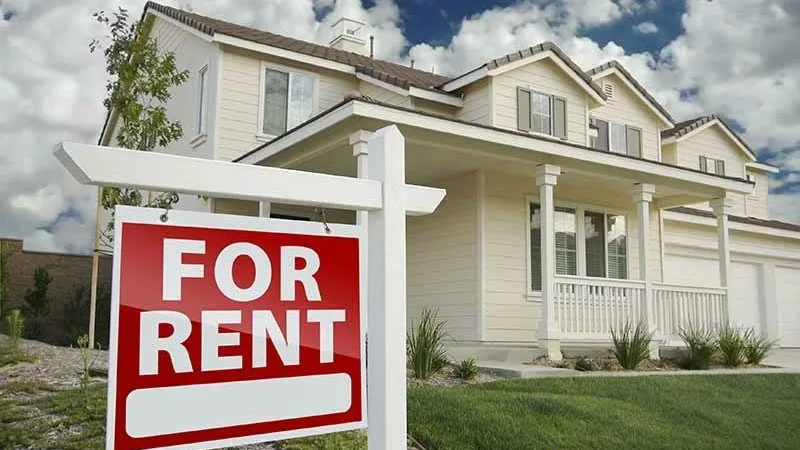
[
  {"x1": 603, "y1": 81, "x2": 614, "y2": 98},
  {"x1": 329, "y1": 17, "x2": 368, "y2": 55}
]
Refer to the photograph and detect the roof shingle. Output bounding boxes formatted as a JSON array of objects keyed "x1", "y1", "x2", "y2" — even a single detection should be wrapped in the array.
[
  {"x1": 661, "y1": 115, "x2": 757, "y2": 159},
  {"x1": 145, "y1": 2, "x2": 449, "y2": 90}
]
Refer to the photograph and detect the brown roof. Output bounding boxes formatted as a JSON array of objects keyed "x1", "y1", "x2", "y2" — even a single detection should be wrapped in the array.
[
  {"x1": 661, "y1": 115, "x2": 757, "y2": 159},
  {"x1": 585, "y1": 60, "x2": 674, "y2": 124},
  {"x1": 144, "y1": 2, "x2": 449, "y2": 90},
  {"x1": 442, "y1": 42, "x2": 607, "y2": 100},
  {"x1": 669, "y1": 207, "x2": 800, "y2": 233}
]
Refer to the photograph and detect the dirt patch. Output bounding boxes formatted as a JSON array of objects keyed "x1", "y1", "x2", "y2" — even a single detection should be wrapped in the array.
[{"x1": 407, "y1": 365, "x2": 499, "y2": 388}]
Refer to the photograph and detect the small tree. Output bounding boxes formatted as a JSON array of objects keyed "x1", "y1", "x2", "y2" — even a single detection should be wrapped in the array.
[
  {"x1": 23, "y1": 266, "x2": 52, "y2": 340},
  {"x1": 0, "y1": 241, "x2": 10, "y2": 320},
  {"x1": 90, "y1": 8, "x2": 190, "y2": 245}
]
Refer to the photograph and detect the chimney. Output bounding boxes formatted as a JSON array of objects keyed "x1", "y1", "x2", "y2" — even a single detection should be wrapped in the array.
[{"x1": 329, "y1": 17, "x2": 368, "y2": 55}]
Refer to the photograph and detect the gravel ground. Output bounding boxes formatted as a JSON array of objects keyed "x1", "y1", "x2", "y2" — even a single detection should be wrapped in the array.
[
  {"x1": 0, "y1": 335, "x2": 109, "y2": 388},
  {"x1": 2, "y1": 336, "x2": 492, "y2": 449}
]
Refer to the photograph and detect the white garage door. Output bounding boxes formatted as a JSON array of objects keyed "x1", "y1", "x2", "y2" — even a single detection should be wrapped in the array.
[
  {"x1": 663, "y1": 255, "x2": 718, "y2": 287},
  {"x1": 663, "y1": 255, "x2": 761, "y2": 333},
  {"x1": 776, "y1": 266, "x2": 800, "y2": 347},
  {"x1": 728, "y1": 262, "x2": 761, "y2": 334}
]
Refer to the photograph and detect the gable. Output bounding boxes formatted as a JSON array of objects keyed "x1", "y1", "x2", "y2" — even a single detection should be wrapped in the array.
[
  {"x1": 492, "y1": 58, "x2": 589, "y2": 144},
  {"x1": 676, "y1": 125, "x2": 748, "y2": 178},
  {"x1": 593, "y1": 72, "x2": 669, "y2": 127}
]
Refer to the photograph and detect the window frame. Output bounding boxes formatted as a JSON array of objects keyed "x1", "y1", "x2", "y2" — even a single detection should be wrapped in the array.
[
  {"x1": 525, "y1": 196, "x2": 630, "y2": 299},
  {"x1": 589, "y1": 116, "x2": 643, "y2": 157},
  {"x1": 191, "y1": 63, "x2": 210, "y2": 147},
  {"x1": 519, "y1": 87, "x2": 568, "y2": 139},
  {"x1": 256, "y1": 61, "x2": 319, "y2": 141},
  {"x1": 700, "y1": 156, "x2": 726, "y2": 176}
]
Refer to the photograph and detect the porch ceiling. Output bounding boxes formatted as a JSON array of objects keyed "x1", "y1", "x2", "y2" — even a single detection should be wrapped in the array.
[{"x1": 253, "y1": 101, "x2": 745, "y2": 206}]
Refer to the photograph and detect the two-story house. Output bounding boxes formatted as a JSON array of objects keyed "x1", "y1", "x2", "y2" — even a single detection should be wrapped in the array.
[{"x1": 98, "y1": 2, "x2": 800, "y2": 361}]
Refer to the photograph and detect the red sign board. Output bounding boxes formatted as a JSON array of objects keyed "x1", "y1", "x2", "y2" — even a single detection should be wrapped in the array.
[{"x1": 107, "y1": 207, "x2": 365, "y2": 450}]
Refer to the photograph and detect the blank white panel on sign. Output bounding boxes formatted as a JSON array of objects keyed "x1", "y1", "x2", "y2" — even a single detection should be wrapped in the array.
[{"x1": 126, "y1": 374, "x2": 352, "y2": 438}]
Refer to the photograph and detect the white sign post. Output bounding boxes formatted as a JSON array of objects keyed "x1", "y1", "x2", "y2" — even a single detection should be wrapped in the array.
[{"x1": 55, "y1": 125, "x2": 444, "y2": 450}]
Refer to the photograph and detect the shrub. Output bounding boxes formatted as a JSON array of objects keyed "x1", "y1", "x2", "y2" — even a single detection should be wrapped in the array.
[
  {"x1": 22, "y1": 266, "x2": 52, "y2": 340},
  {"x1": 610, "y1": 321, "x2": 653, "y2": 370},
  {"x1": 574, "y1": 356, "x2": 599, "y2": 372},
  {"x1": 454, "y1": 357, "x2": 479, "y2": 380},
  {"x1": 407, "y1": 307, "x2": 448, "y2": 379},
  {"x1": 679, "y1": 324, "x2": 717, "y2": 370},
  {"x1": 717, "y1": 324, "x2": 747, "y2": 367},
  {"x1": 6, "y1": 309, "x2": 24, "y2": 351},
  {"x1": 743, "y1": 329, "x2": 776, "y2": 365}
]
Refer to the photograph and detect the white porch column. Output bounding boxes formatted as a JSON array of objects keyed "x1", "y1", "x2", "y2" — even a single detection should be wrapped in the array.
[
  {"x1": 351, "y1": 131, "x2": 371, "y2": 338},
  {"x1": 711, "y1": 197, "x2": 733, "y2": 324},
  {"x1": 258, "y1": 201, "x2": 271, "y2": 218},
  {"x1": 536, "y1": 164, "x2": 562, "y2": 360},
  {"x1": 633, "y1": 183, "x2": 658, "y2": 358},
  {"x1": 350, "y1": 131, "x2": 372, "y2": 226}
]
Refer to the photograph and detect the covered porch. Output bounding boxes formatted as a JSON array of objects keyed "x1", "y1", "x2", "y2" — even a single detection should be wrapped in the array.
[{"x1": 237, "y1": 99, "x2": 752, "y2": 360}]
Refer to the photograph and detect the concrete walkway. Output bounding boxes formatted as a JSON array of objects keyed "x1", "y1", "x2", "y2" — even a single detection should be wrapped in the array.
[{"x1": 478, "y1": 350, "x2": 800, "y2": 379}]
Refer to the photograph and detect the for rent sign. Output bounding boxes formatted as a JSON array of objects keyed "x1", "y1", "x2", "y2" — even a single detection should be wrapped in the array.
[{"x1": 107, "y1": 206, "x2": 365, "y2": 450}]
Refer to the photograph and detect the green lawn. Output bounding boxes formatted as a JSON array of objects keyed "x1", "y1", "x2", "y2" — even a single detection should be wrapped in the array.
[
  {"x1": 2, "y1": 375, "x2": 799, "y2": 449},
  {"x1": 408, "y1": 374, "x2": 800, "y2": 449}
]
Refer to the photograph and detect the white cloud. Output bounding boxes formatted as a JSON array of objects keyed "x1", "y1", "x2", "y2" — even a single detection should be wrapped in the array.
[
  {"x1": 1, "y1": 0, "x2": 799, "y2": 255},
  {"x1": 633, "y1": 21, "x2": 658, "y2": 34}
]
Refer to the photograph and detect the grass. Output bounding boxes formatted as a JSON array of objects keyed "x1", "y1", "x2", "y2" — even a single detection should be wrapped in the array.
[
  {"x1": 2, "y1": 375, "x2": 800, "y2": 449},
  {"x1": 408, "y1": 374, "x2": 800, "y2": 449},
  {"x1": 0, "y1": 344, "x2": 37, "y2": 367}
]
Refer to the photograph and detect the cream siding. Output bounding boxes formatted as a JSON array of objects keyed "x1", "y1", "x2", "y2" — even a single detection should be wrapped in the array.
[
  {"x1": 482, "y1": 171, "x2": 662, "y2": 342},
  {"x1": 492, "y1": 59, "x2": 588, "y2": 144},
  {"x1": 217, "y1": 48, "x2": 358, "y2": 162},
  {"x1": 745, "y1": 169, "x2": 770, "y2": 218},
  {"x1": 145, "y1": 16, "x2": 218, "y2": 212},
  {"x1": 675, "y1": 126, "x2": 752, "y2": 216},
  {"x1": 590, "y1": 74, "x2": 662, "y2": 161},
  {"x1": 454, "y1": 78, "x2": 491, "y2": 125},
  {"x1": 662, "y1": 142, "x2": 678, "y2": 165},
  {"x1": 407, "y1": 173, "x2": 478, "y2": 341}
]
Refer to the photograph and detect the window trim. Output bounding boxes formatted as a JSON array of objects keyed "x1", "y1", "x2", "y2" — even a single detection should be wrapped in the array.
[
  {"x1": 521, "y1": 87, "x2": 568, "y2": 140},
  {"x1": 700, "y1": 155, "x2": 726, "y2": 176},
  {"x1": 256, "y1": 61, "x2": 320, "y2": 141},
  {"x1": 589, "y1": 116, "x2": 643, "y2": 157},
  {"x1": 191, "y1": 63, "x2": 210, "y2": 147},
  {"x1": 525, "y1": 195, "x2": 630, "y2": 298}
]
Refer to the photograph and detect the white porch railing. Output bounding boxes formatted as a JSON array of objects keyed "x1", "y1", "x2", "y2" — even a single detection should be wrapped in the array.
[
  {"x1": 552, "y1": 276, "x2": 728, "y2": 341},
  {"x1": 554, "y1": 275, "x2": 646, "y2": 339},
  {"x1": 653, "y1": 283, "x2": 727, "y2": 341}
]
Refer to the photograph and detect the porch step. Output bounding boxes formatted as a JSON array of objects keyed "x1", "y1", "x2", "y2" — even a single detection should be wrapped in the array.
[{"x1": 477, "y1": 361, "x2": 577, "y2": 379}]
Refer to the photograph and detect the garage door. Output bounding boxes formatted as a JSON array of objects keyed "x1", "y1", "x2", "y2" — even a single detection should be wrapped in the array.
[
  {"x1": 663, "y1": 255, "x2": 761, "y2": 332},
  {"x1": 776, "y1": 266, "x2": 800, "y2": 347},
  {"x1": 663, "y1": 255, "x2": 718, "y2": 287}
]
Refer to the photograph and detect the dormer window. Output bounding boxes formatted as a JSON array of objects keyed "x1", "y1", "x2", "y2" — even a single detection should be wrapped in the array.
[
  {"x1": 517, "y1": 87, "x2": 567, "y2": 139},
  {"x1": 589, "y1": 117, "x2": 642, "y2": 158},
  {"x1": 700, "y1": 156, "x2": 726, "y2": 176}
]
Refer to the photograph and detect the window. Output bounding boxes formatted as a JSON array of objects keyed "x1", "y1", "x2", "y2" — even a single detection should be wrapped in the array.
[
  {"x1": 606, "y1": 215, "x2": 627, "y2": 279},
  {"x1": 589, "y1": 117, "x2": 642, "y2": 157},
  {"x1": 700, "y1": 156, "x2": 726, "y2": 176},
  {"x1": 529, "y1": 201, "x2": 628, "y2": 292},
  {"x1": 196, "y1": 65, "x2": 208, "y2": 135},
  {"x1": 517, "y1": 87, "x2": 567, "y2": 139},
  {"x1": 261, "y1": 67, "x2": 315, "y2": 137}
]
